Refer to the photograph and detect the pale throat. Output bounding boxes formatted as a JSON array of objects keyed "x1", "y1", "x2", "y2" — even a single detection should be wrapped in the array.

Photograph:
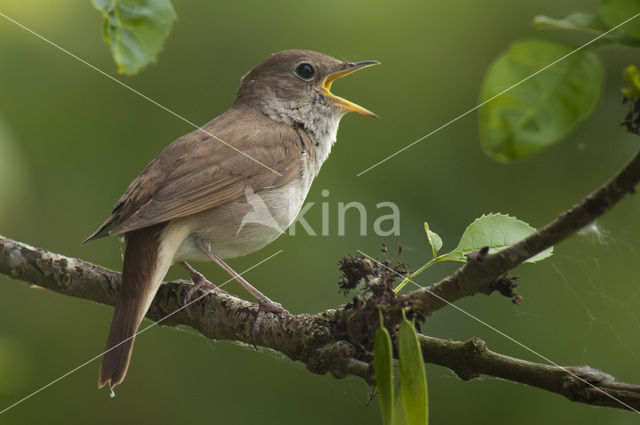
[{"x1": 261, "y1": 89, "x2": 345, "y2": 168}]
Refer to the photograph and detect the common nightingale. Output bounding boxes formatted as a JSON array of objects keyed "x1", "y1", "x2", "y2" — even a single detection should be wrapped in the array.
[{"x1": 85, "y1": 49, "x2": 379, "y2": 391}]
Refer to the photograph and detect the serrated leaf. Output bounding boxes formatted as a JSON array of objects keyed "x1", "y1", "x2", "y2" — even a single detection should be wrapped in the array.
[
  {"x1": 423, "y1": 222, "x2": 442, "y2": 258},
  {"x1": 443, "y1": 213, "x2": 553, "y2": 263},
  {"x1": 600, "y1": 0, "x2": 640, "y2": 40},
  {"x1": 375, "y1": 324, "x2": 394, "y2": 425},
  {"x1": 92, "y1": 0, "x2": 176, "y2": 75},
  {"x1": 398, "y1": 316, "x2": 428, "y2": 425},
  {"x1": 479, "y1": 40, "x2": 603, "y2": 162}
]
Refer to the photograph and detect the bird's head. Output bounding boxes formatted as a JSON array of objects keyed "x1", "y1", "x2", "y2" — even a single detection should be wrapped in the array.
[{"x1": 235, "y1": 50, "x2": 379, "y2": 129}]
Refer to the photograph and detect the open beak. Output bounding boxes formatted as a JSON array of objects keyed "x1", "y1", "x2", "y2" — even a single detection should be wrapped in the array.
[{"x1": 321, "y1": 60, "x2": 380, "y2": 118}]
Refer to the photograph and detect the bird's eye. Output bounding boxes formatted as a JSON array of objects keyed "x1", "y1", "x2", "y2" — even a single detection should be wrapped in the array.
[{"x1": 295, "y1": 63, "x2": 315, "y2": 80}]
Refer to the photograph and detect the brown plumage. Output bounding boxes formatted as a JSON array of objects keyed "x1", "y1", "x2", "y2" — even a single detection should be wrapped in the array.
[
  {"x1": 84, "y1": 106, "x2": 305, "y2": 242},
  {"x1": 89, "y1": 107, "x2": 305, "y2": 390},
  {"x1": 85, "y1": 49, "x2": 378, "y2": 391},
  {"x1": 98, "y1": 223, "x2": 165, "y2": 388}
]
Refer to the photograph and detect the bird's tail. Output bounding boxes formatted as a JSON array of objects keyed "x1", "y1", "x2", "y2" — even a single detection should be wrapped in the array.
[{"x1": 98, "y1": 224, "x2": 168, "y2": 390}]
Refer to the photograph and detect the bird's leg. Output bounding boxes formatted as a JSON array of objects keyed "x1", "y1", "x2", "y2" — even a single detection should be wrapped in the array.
[
  {"x1": 195, "y1": 239, "x2": 289, "y2": 339},
  {"x1": 196, "y1": 239, "x2": 288, "y2": 313},
  {"x1": 180, "y1": 261, "x2": 221, "y2": 306}
]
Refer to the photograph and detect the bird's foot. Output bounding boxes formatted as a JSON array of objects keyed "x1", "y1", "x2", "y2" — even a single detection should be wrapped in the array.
[
  {"x1": 252, "y1": 295, "x2": 289, "y2": 346},
  {"x1": 180, "y1": 262, "x2": 220, "y2": 306},
  {"x1": 257, "y1": 294, "x2": 288, "y2": 315}
]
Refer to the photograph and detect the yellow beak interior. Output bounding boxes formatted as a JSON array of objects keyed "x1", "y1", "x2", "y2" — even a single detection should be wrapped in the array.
[{"x1": 322, "y1": 60, "x2": 380, "y2": 118}]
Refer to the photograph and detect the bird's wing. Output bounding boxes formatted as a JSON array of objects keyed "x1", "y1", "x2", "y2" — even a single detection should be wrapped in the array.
[{"x1": 84, "y1": 107, "x2": 309, "y2": 241}]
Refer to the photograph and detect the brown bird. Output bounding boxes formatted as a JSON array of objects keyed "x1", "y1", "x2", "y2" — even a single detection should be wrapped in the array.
[{"x1": 84, "y1": 49, "x2": 379, "y2": 391}]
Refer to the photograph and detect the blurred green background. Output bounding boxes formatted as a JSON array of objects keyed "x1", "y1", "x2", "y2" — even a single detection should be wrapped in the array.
[{"x1": 1, "y1": 0, "x2": 639, "y2": 423}]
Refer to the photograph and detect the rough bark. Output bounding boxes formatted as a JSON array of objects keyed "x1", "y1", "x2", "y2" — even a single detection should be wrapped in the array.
[
  {"x1": 2, "y1": 148, "x2": 640, "y2": 412},
  {"x1": 420, "y1": 335, "x2": 640, "y2": 410},
  {"x1": 1, "y1": 229, "x2": 639, "y2": 410}
]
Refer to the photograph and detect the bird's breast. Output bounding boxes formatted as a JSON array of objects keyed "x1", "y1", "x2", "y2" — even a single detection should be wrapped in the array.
[
  {"x1": 172, "y1": 114, "x2": 340, "y2": 263},
  {"x1": 173, "y1": 170, "x2": 313, "y2": 261}
]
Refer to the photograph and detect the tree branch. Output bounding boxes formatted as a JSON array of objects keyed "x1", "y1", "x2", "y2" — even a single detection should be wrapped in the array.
[
  {"x1": 419, "y1": 335, "x2": 640, "y2": 410},
  {"x1": 2, "y1": 148, "x2": 640, "y2": 412},
  {"x1": 2, "y1": 233, "x2": 640, "y2": 411},
  {"x1": 409, "y1": 148, "x2": 640, "y2": 317},
  {"x1": 0, "y1": 235, "x2": 370, "y2": 383}
]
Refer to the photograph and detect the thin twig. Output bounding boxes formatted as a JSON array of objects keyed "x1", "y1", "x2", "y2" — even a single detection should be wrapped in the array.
[{"x1": 407, "y1": 148, "x2": 640, "y2": 316}]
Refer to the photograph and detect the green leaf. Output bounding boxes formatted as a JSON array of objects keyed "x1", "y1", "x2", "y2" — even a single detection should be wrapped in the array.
[
  {"x1": 533, "y1": 11, "x2": 640, "y2": 46},
  {"x1": 92, "y1": 0, "x2": 176, "y2": 75},
  {"x1": 624, "y1": 65, "x2": 640, "y2": 90},
  {"x1": 398, "y1": 314, "x2": 428, "y2": 425},
  {"x1": 623, "y1": 65, "x2": 640, "y2": 99},
  {"x1": 375, "y1": 320, "x2": 394, "y2": 425},
  {"x1": 534, "y1": 11, "x2": 609, "y2": 33},
  {"x1": 423, "y1": 222, "x2": 442, "y2": 258},
  {"x1": 394, "y1": 222, "x2": 443, "y2": 293},
  {"x1": 533, "y1": 11, "x2": 640, "y2": 47},
  {"x1": 600, "y1": 0, "x2": 640, "y2": 40},
  {"x1": 442, "y1": 213, "x2": 553, "y2": 262},
  {"x1": 392, "y1": 386, "x2": 409, "y2": 425},
  {"x1": 432, "y1": 253, "x2": 467, "y2": 263},
  {"x1": 479, "y1": 39, "x2": 603, "y2": 162}
]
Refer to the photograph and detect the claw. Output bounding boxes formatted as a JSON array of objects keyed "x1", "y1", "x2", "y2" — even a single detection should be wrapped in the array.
[
  {"x1": 180, "y1": 261, "x2": 219, "y2": 306},
  {"x1": 189, "y1": 239, "x2": 290, "y2": 345},
  {"x1": 251, "y1": 296, "x2": 289, "y2": 347}
]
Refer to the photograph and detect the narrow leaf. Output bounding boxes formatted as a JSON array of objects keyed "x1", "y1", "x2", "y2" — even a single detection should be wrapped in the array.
[
  {"x1": 92, "y1": 0, "x2": 177, "y2": 75},
  {"x1": 479, "y1": 40, "x2": 603, "y2": 162},
  {"x1": 442, "y1": 213, "x2": 553, "y2": 262},
  {"x1": 398, "y1": 314, "x2": 428, "y2": 425},
  {"x1": 424, "y1": 222, "x2": 443, "y2": 258},
  {"x1": 392, "y1": 386, "x2": 409, "y2": 425},
  {"x1": 375, "y1": 320, "x2": 394, "y2": 425}
]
